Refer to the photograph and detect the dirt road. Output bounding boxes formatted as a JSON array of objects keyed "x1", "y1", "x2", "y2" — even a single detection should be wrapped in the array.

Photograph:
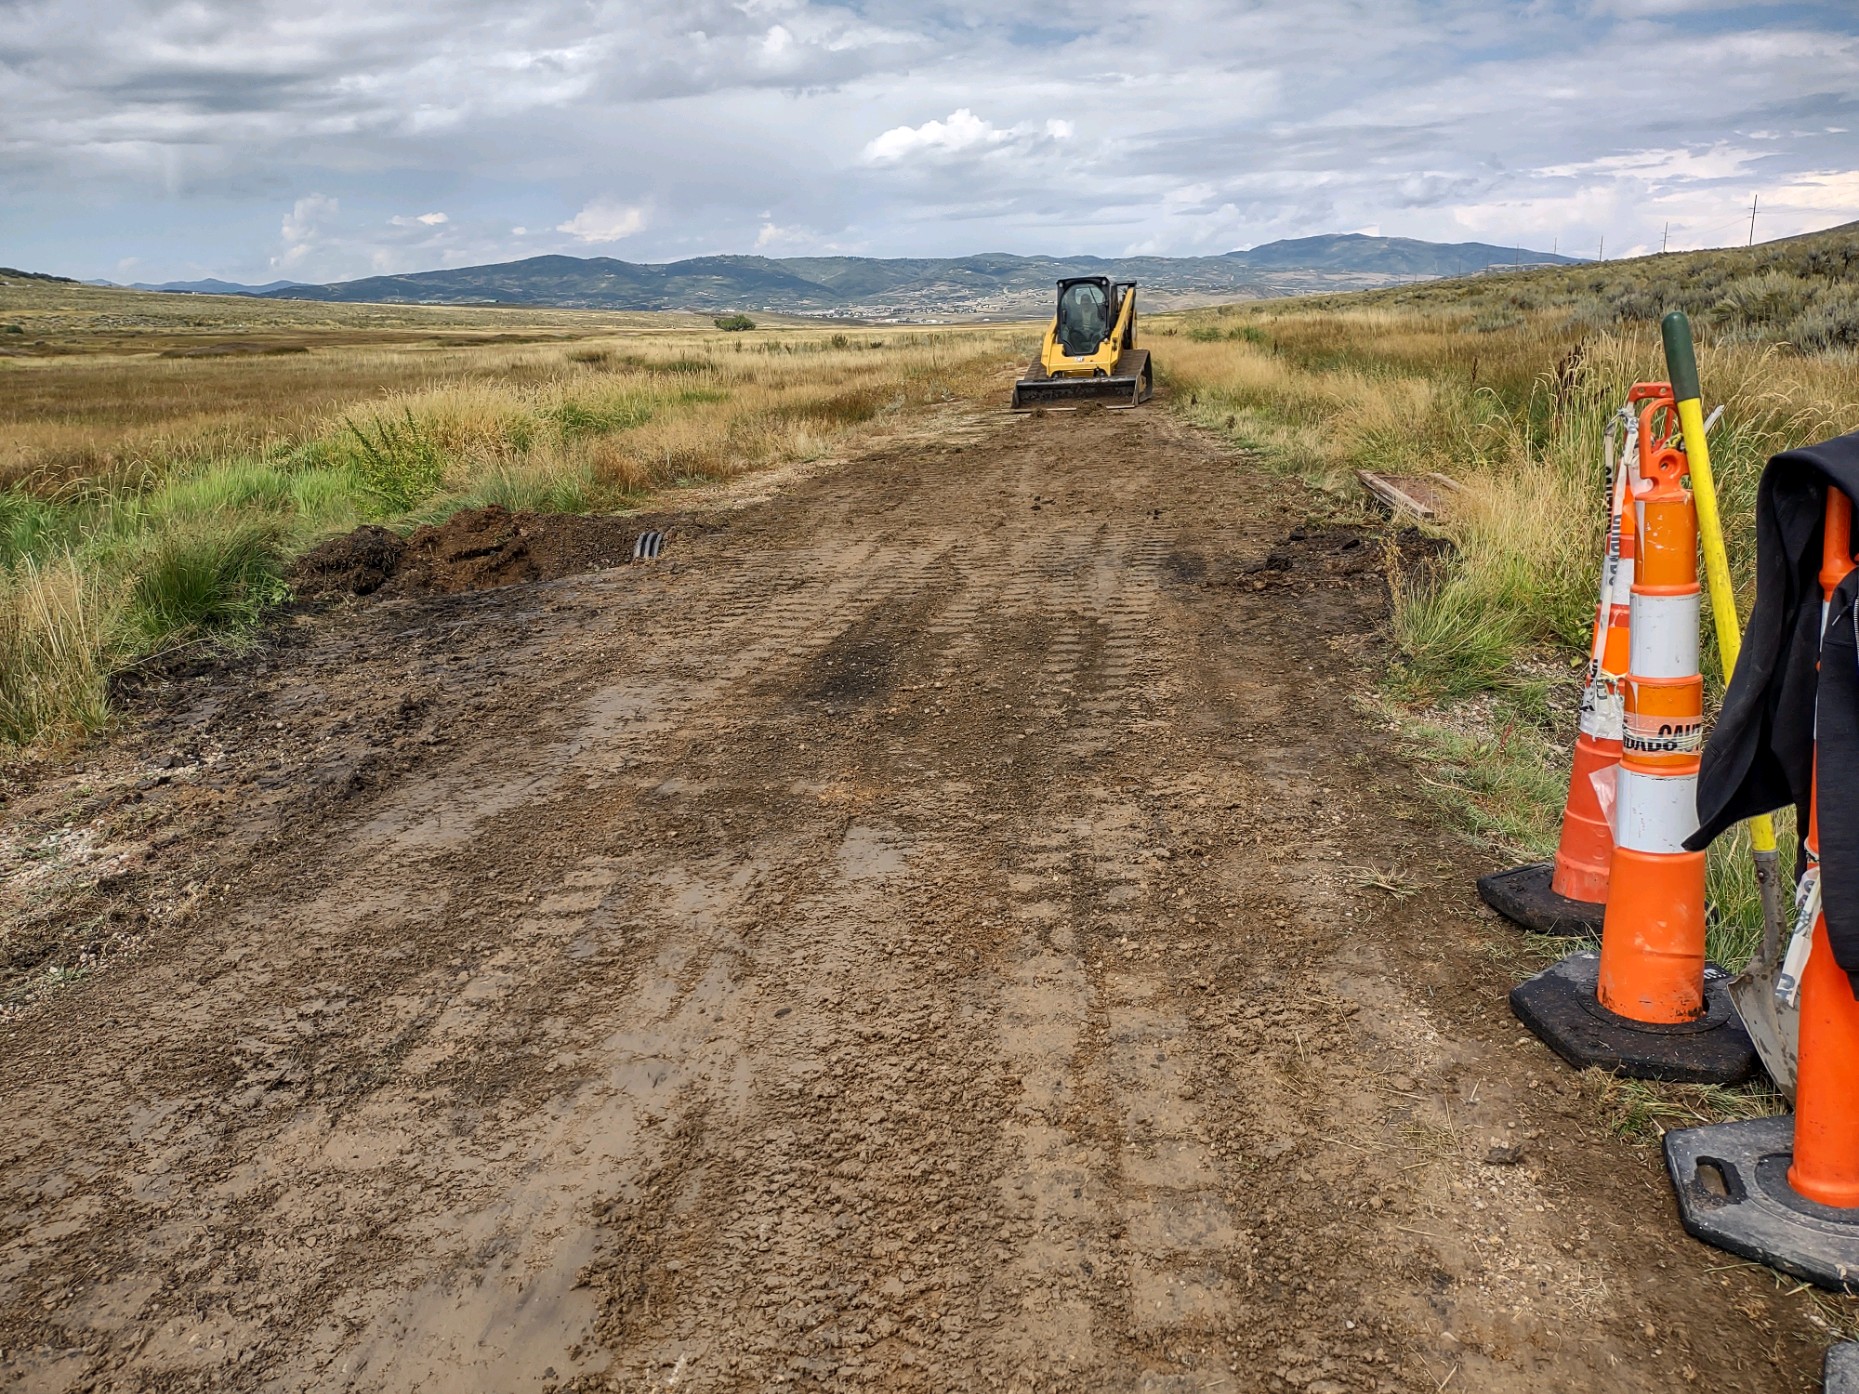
[{"x1": 0, "y1": 401, "x2": 1830, "y2": 1391}]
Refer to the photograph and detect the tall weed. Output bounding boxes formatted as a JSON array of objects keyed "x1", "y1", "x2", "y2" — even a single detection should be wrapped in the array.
[
  {"x1": 343, "y1": 409, "x2": 448, "y2": 513},
  {"x1": 0, "y1": 557, "x2": 111, "y2": 743}
]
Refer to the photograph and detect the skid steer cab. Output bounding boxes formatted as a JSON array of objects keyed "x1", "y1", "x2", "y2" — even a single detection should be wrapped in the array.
[{"x1": 1011, "y1": 276, "x2": 1154, "y2": 410}]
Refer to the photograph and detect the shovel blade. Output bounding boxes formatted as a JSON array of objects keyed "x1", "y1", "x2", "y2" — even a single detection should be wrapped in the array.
[{"x1": 1727, "y1": 968, "x2": 1799, "y2": 1100}]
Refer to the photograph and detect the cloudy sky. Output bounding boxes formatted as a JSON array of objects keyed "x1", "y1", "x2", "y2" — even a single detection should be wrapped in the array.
[{"x1": 2, "y1": 0, "x2": 1856, "y2": 284}]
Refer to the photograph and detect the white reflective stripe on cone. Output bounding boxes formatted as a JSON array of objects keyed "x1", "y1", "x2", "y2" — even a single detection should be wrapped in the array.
[
  {"x1": 1587, "y1": 683, "x2": 1624, "y2": 742},
  {"x1": 1627, "y1": 592, "x2": 1701, "y2": 679},
  {"x1": 1613, "y1": 766, "x2": 1700, "y2": 854},
  {"x1": 1577, "y1": 666, "x2": 1604, "y2": 738},
  {"x1": 1606, "y1": 561, "x2": 1635, "y2": 627}
]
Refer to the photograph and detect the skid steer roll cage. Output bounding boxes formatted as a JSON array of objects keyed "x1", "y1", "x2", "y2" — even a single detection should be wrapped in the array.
[{"x1": 1043, "y1": 277, "x2": 1138, "y2": 377}]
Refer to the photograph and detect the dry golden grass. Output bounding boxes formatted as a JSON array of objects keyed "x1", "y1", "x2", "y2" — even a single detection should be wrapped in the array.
[
  {"x1": 0, "y1": 279, "x2": 992, "y2": 488},
  {"x1": 0, "y1": 557, "x2": 110, "y2": 745},
  {"x1": 1160, "y1": 301, "x2": 1859, "y2": 646}
]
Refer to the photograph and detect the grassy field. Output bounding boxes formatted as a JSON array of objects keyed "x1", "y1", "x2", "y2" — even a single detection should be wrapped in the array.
[
  {"x1": 0, "y1": 274, "x2": 1024, "y2": 746},
  {"x1": 1156, "y1": 220, "x2": 1859, "y2": 969}
]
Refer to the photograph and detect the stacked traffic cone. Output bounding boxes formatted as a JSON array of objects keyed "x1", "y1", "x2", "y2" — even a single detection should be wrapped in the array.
[
  {"x1": 1665, "y1": 488, "x2": 1859, "y2": 1287},
  {"x1": 1478, "y1": 413, "x2": 1637, "y2": 934},
  {"x1": 1509, "y1": 385, "x2": 1756, "y2": 1082},
  {"x1": 1559, "y1": 452, "x2": 1636, "y2": 903}
]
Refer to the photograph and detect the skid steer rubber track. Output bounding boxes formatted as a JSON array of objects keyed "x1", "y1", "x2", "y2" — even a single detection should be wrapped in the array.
[{"x1": 1012, "y1": 350, "x2": 1152, "y2": 410}]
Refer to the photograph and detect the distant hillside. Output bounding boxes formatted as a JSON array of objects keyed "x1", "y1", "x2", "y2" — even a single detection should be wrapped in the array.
[
  {"x1": 1319, "y1": 220, "x2": 1859, "y2": 351},
  {"x1": 0, "y1": 267, "x2": 77, "y2": 285},
  {"x1": 1227, "y1": 233, "x2": 1577, "y2": 276},
  {"x1": 131, "y1": 277, "x2": 303, "y2": 295},
  {"x1": 255, "y1": 235, "x2": 1577, "y2": 318}
]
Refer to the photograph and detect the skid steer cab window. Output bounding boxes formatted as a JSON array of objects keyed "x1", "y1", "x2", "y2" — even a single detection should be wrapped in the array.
[{"x1": 1056, "y1": 283, "x2": 1110, "y2": 357}]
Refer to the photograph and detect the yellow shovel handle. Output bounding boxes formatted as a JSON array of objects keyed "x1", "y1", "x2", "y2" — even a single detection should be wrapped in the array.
[{"x1": 1666, "y1": 322, "x2": 1779, "y2": 856}]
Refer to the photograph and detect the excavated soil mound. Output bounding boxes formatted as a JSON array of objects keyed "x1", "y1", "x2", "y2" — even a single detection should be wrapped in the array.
[
  {"x1": 292, "y1": 506, "x2": 698, "y2": 599},
  {"x1": 292, "y1": 524, "x2": 406, "y2": 597},
  {"x1": 389, "y1": 505, "x2": 551, "y2": 594}
]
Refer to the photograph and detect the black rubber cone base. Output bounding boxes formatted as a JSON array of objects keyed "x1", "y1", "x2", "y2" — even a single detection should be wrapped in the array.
[
  {"x1": 1476, "y1": 862, "x2": 1605, "y2": 936},
  {"x1": 1665, "y1": 1115, "x2": 1859, "y2": 1291},
  {"x1": 1509, "y1": 950, "x2": 1757, "y2": 1083},
  {"x1": 1829, "y1": 1343, "x2": 1859, "y2": 1392}
]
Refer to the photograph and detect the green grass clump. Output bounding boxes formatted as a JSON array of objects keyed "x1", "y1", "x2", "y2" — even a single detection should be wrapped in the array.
[
  {"x1": 425, "y1": 459, "x2": 596, "y2": 519},
  {"x1": 0, "y1": 488, "x2": 80, "y2": 566},
  {"x1": 1391, "y1": 561, "x2": 1536, "y2": 700},
  {"x1": 120, "y1": 519, "x2": 288, "y2": 650},
  {"x1": 1391, "y1": 704, "x2": 1567, "y2": 859},
  {"x1": 548, "y1": 399, "x2": 654, "y2": 438}
]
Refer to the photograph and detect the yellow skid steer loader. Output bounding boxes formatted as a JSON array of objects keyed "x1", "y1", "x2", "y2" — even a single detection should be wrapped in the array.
[{"x1": 1012, "y1": 276, "x2": 1153, "y2": 410}]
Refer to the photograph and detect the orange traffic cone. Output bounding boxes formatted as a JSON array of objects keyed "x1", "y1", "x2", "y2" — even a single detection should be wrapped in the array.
[
  {"x1": 1510, "y1": 386, "x2": 1755, "y2": 1082},
  {"x1": 1666, "y1": 487, "x2": 1859, "y2": 1287},
  {"x1": 1478, "y1": 411, "x2": 1637, "y2": 934},
  {"x1": 1554, "y1": 436, "x2": 1637, "y2": 902},
  {"x1": 1789, "y1": 488, "x2": 1859, "y2": 1208}
]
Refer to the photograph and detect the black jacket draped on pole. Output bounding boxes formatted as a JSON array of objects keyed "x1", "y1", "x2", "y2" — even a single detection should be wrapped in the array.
[{"x1": 1689, "y1": 430, "x2": 1859, "y2": 993}]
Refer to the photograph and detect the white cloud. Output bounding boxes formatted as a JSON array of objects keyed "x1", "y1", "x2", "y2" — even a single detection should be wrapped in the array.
[
  {"x1": 1534, "y1": 146, "x2": 1761, "y2": 182},
  {"x1": 555, "y1": 200, "x2": 648, "y2": 243},
  {"x1": 1769, "y1": 168, "x2": 1859, "y2": 210},
  {"x1": 861, "y1": 109, "x2": 1084, "y2": 169},
  {"x1": 755, "y1": 219, "x2": 813, "y2": 250},
  {"x1": 863, "y1": 109, "x2": 1007, "y2": 163},
  {"x1": 274, "y1": 193, "x2": 339, "y2": 269},
  {"x1": 389, "y1": 211, "x2": 451, "y2": 227}
]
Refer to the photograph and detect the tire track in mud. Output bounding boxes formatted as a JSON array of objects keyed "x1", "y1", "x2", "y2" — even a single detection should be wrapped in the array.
[{"x1": 0, "y1": 407, "x2": 1834, "y2": 1393}]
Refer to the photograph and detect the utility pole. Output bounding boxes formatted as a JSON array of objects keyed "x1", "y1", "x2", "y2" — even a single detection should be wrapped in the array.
[
  {"x1": 1748, "y1": 193, "x2": 1760, "y2": 246},
  {"x1": 1662, "y1": 223, "x2": 1669, "y2": 254},
  {"x1": 1598, "y1": 236, "x2": 1604, "y2": 262}
]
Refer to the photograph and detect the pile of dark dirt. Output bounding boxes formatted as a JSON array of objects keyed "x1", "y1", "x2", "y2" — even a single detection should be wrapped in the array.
[
  {"x1": 389, "y1": 505, "x2": 550, "y2": 594},
  {"x1": 291, "y1": 506, "x2": 701, "y2": 599},
  {"x1": 294, "y1": 525, "x2": 406, "y2": 597},
  {"x1": 1184, "y1": 522, "x2": 1455, "y2": 594}
]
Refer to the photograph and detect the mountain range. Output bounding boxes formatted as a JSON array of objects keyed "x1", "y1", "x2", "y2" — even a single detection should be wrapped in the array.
[
  {"x1": 129, "y1": 277, "x2": 305, "y2": 295},
  {"x1": 125, "y1": 234, "x2": 1582, "y2": 318}
]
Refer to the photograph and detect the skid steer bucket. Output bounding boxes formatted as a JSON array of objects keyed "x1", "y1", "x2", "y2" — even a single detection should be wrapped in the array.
[{"x1": 1012, "y1": 350, "x2": 1152, "y2": 409}]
